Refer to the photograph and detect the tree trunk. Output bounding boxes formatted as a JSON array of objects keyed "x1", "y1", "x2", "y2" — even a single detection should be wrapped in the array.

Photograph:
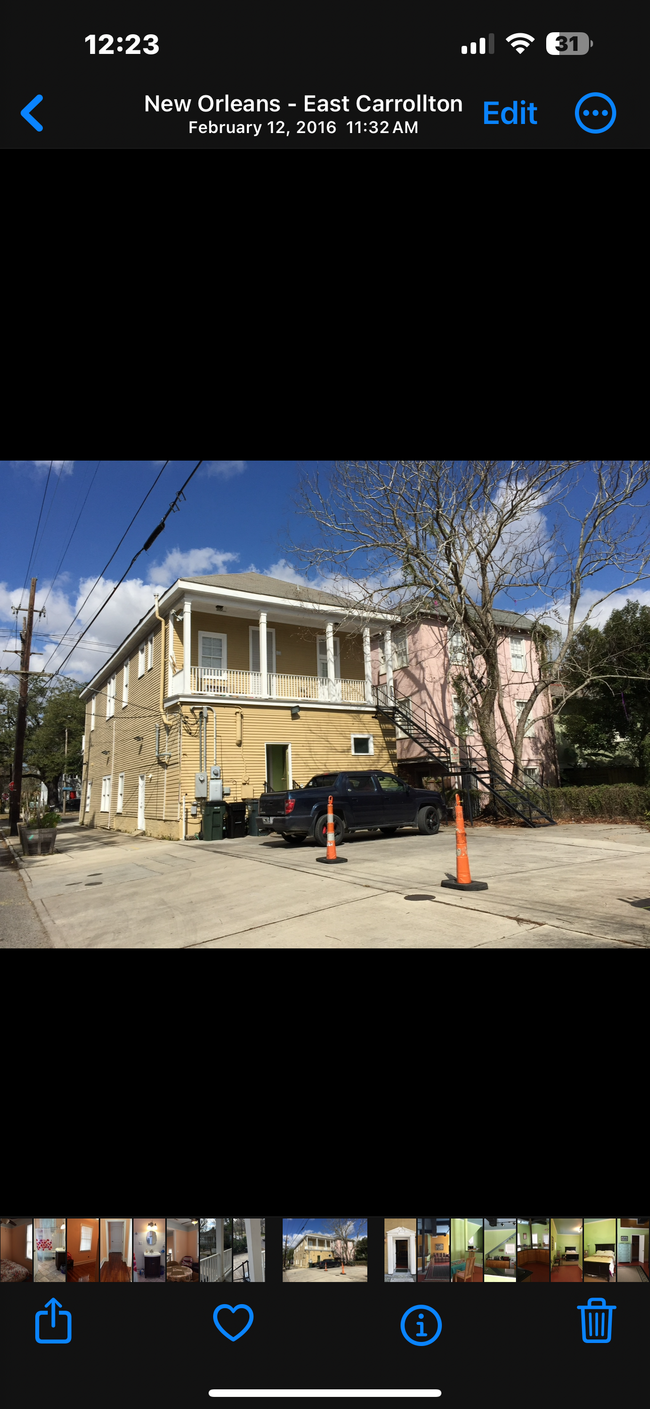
[{"x1": 47, "y1": 779, "x2": 59, "y2": 810}]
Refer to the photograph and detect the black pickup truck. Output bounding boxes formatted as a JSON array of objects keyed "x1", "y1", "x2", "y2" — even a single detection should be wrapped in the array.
[{"x1": 258, "y1": 770, "x2": 446, "y2": 847}]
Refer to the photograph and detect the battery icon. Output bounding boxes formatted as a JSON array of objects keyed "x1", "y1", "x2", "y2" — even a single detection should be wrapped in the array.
[{"x1": 546, "y1": 32, "x2": 593, "y2": 54}]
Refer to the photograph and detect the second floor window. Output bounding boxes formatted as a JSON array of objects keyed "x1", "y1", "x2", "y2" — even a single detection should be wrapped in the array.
[
  {"x1": 90, "y1": 694, "x2": 96, "y2": 730},
  {"x1": 147, "y1": 634, "x2": 154, "y2": 669},
  {"x1": 393, "y1": 628, "x2": 409, "y2": 668},
  {"x1": 448, "y1": 629, "x2": 467, "y2": 664},
  {"x1": 515, "y1": 699, "x2": 536, "y2": 736},
  {"x1": 106, "y1": 674, "x2": 116, "y2": 718},
  {"x1": 138, "y1": 643, "x2": 145, "y2": 677},
  {"x1": 122, "y1": 658, "x2": 129, "y2": 706},
  {"x1": 510, "y1": 635, "x2": 526, "y2": 671}
]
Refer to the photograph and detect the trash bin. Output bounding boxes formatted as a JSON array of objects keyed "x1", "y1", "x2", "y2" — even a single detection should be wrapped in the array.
[
  {"x1": 245, "y1": 799, "x2": 259, "y2": 836},
  {"x1": 226, "y1": 802, "x2": 248, "y2": 839},
  {"x1": 578, "y1": 1297, "x2": 616, "y2": 1344},
  {"x1": 202, "y1": 803, "x2": 226, "y2": 841}
]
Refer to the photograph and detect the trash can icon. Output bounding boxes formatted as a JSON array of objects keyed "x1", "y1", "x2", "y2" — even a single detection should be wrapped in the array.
[{"x1": 578, "y1": 1297, "x2": 616, "y2": 1344}]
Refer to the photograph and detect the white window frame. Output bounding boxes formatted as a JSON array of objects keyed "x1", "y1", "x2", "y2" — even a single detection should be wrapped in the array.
[
  {"x1": 138, "y1": 642, "x2": 145, "y2": 678},
  {"x1": 249, "y1": 626, "x2": 275, "y2": 674},
  {"x1": 100, "y1": 775, "x2": 111, "y2": 812},
  {"x1": 448, "y1": 629, "x2": 467, "y2": 664},
  {"x1": 106, "y1": 673, "x2": 116, "y2": 719},
  {"x1": 392, "y1": 628, "x2": 409, "y2": 669},
  {"x1": 516, "y1": 700, "x2": 536, "y2": 736},
  {"x1": 317, "y1": 634, "x2": 340, "y2": 678},
  {"x1": 90, "y1": 694, "x2": 96, "y2": 730},
  {"x1": 122, "y1": 657, "x2": 129, "y2": 706},
  {"x1": 117, "y1": 773, "x2": 125, "y2": 813},
  {"x1": 26, "y1": 1224, "x2": 33, "y2": 1259},
  {"x1": 147, "y1": 634, "x2": 154, "y2": 670},
  {"x1": 510, "y1": 635, "x2": 526, "y2": 671},
  {"x1": 199, "y1": 630, "x2": 228, "y2": 675},
  {"x1": 85, "y1": 781, "x2": 92, "y2": 812},
  {"x1": 351, "y1": 733, "x2": 374, "y2": 755},
  {"x1": 79, "y1": 1225, "x2": 93, "y2": 1252}
]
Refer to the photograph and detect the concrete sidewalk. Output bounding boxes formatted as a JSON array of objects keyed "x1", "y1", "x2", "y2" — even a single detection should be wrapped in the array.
[{"x1": 2, "y1": 820, "x2": 649, "y2": 948}]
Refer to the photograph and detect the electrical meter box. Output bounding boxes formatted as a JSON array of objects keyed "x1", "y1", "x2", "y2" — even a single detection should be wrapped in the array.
[
  {"x1": 195, "y1": 772, "x2": 207, "y2": 798},
  {"x1": 210, "y1": 765, "x2": 221, "y2": 779},
  {"x1": 209, "y1": 779, "x2": 223, "y2": 802}
]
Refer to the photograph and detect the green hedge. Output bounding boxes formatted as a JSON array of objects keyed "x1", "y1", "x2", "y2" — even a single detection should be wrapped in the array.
[{"x1": 531, "y1": 783, "x2": 650, "y2": 822}]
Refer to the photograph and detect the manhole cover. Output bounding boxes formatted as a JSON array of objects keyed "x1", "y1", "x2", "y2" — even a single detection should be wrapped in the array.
[{"x1": 404, "y1": 894, "x2": 435, "y2": 901}]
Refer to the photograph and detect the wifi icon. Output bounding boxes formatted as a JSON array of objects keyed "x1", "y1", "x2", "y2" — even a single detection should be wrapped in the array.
[{"x1": 506, "y1": 32, "x2": 535, "y2": 52}]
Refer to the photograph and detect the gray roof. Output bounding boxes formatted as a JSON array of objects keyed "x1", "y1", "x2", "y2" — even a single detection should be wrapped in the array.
[
  {"x1": 402, "y1": 598, "x2": 534, "y2": 631},
  {"x1": 181, "y1": 572, "x2": 352, "y2": 608}
]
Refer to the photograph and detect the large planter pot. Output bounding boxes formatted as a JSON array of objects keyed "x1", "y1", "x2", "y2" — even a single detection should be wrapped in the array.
[{"x1": 18, "y1": 824, "x2": 58, "y2": 856}]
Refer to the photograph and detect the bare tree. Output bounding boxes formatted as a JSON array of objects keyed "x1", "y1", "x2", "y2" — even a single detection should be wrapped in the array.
[
  {"x1": 327, "y1": 1218, "x2": 367, "y2": 1263},
  {"x1": 287, "y1": 462, "x2": 650, "y2": 786}
]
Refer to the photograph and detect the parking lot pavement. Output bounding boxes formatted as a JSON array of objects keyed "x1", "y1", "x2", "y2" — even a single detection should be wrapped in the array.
[
  {"x1": 4, "y1": 820, "x2": 649, "y2": 948},
  {"x1": 282, "y1": 1266, "x2": 368, "y2": 1282}
]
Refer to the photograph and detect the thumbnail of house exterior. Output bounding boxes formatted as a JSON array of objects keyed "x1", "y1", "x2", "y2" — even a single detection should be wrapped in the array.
[
  {"x1": 292, "y1": 1235, "x2": 335, "y2": 1268},
  {"x1": 78, "y1": 573, "x2": 400, "y2": 840},
  {"x1": 371, "y1": 605, "x2": 558, "y2": 789}
]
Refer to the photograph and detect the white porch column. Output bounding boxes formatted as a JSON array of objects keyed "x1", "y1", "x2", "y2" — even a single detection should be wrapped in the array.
[
  {"x1": 259, "y1": 611, "x2": 268, "y2": 694},
  {"x1": 326, "y1": 620, "x2": 336, "y2": 700},
  {"x1": 384, "y1": 628, "x2": 394, "y2": 702},
  {"x1": 215, "y1": 1218, "x2": 224, "y2": 1281},
  {"x1": 183, "y1": 599, "x2": 192, "y2": 694},
  {"x1": 363, "y1": 626, "x2": 373, "y2": 704},
  {"x1": 245, "y1": 1217, "x2": 265, "y2": 1283}
]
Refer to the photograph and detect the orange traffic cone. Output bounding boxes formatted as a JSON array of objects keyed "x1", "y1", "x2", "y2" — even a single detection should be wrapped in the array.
[
  {"x1": 441, "y1": 794, "x2": 488, "y2": 891},
  {"x1": 341, "y1": 1259, "x2": 345, "y2": 1275},
  {"x1": 316, "y1": 794, "x2": 348, "y2": 864}
]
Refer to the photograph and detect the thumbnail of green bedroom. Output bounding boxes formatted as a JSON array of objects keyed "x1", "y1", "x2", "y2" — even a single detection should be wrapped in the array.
[
  {"x1": 450, "y1": 1219, "x2": 483, "y2": 1282},
  {"x1": 583, "y1": 1219, "x2": 617, "y2": 1283},
  {"x1": 551, "y1": 1218, "x2": 583, "y2": 1281},
  {"x1": 617, "y1": 1217, "x2": 649, "y2": 1282}
]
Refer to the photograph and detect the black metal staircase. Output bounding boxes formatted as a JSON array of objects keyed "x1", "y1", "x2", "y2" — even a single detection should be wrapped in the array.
[{"x1": 374, "y1": 686, "x2": 557, "y2": 828}]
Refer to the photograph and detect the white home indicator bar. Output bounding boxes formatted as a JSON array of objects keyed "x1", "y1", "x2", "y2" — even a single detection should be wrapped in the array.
[{"x1": 209, "y1": 1394, "x2": 442, "y2": 1399}]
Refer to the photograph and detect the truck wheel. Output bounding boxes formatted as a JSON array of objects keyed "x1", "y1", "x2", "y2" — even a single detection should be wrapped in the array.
[
  {"x1": 418, "y1": 805, "x2": 441, "y2": 836},
  {"x1": 380, "y1": 827, "x2": 398, "y2": 837},
  {"x1": 283, "y1": 834, "x2": 307, "y2": 845},
  {"x1": 314, "y1": 814, "x2": 345, "y2": 847}
]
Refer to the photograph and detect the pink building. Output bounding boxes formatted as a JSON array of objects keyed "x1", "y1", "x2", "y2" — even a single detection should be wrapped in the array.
[
  {"x1": 332, "y1": 1239, "x2": 357, "y2": 1262},
  {"x1": 371, "y1": 606, "x2": 558, "y2": 792}
]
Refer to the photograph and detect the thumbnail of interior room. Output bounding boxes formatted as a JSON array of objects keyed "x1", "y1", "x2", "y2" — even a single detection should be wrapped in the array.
[
  {"x1": 583, "y1": 1219, "x2": 617, "y2": 1283},
  {"x1": 384, "y1": 1218, "x2": 416, "y2": 1281},
  {"x1": 617, "y1": 1217, "x2": 649, "y2": 1282},
  {"x1": 67, "y1": 1218, "x2": 100, "y2": 1281},
  {"x1": 134, "y1": 1219, "x2": 166, "y2": 1281},
  {"x1": 100, "y1": 1218, "x2": 132, "y2": 1282},
  {"x1": 35, "y1": 1219, "x2": 66, "y2": 1282},
  {"x1": 483, "y1": 1219, "x2": 518, "y2": 1282},
  {"x1": 551, "y1": 1218, "x2": 583, "y2": 1281},
  {"x1": 450, "y1": 1219, "x2": 483, "y2": 1282},
  {"x1": 233, "y1": 1218, "x2": 265, "y2": 1282},
  {"x1": 0, "y1": 1218, "x2": 33, "y2": 1281},
  {"x1": 517, "y1": 1218, "x2": 550, "y2": 1281},
  {"x1": 166, "y1": 1219, "x2": 199, "y2": 1281},
  {"x1": 417, "y1": 1218, "x2": 450, "y2": 1282},
  {"x1": 200, "y1": 1219, "x2": 233, "y2": 1283}
]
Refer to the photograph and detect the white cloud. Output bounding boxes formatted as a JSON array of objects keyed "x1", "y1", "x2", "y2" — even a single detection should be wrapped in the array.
[
  {"x1": 11, "y1": 460, "x2": 74, "y2": 475},
  {"x1": 265, "y1": 558, "x2": 309, "y2": 586},
  {"x1": 0, "y1": 574, "x2": 163, "y2": 684},
  {"x1": 146, "y1": 547, "x2": 239, "y2": 587},
  {"x1": 203, "y1": 461, "x2": 247, "y2": 478},
  {"x1": 542, "y1": 586, "x2": 650, "y2": 640}
]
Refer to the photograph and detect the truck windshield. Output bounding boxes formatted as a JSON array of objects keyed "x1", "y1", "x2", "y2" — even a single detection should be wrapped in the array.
[{"x1": 305, "y1": 774, "x2": 340, "y2": 788}]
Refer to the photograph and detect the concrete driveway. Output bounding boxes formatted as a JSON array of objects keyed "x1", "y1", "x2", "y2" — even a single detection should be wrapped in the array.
[
  {"x1": 2, "y1": 818, "x2": 649, "y2": 948},
  {"x1": 283, "y1": 1265, "x2": 368, "y2": 1282}
]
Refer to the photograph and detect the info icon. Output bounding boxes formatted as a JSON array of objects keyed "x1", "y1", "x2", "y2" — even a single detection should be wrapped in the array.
[
  {"x1": 575, "y1": 93, "x2": 616, "y2": 132},
  {"x1": 400, "y1": 1305, "x2": 442, "y2": 1346}
]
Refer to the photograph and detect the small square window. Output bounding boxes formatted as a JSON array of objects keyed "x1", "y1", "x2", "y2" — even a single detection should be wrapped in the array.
[{"x1": 351, "y1": 734, "x2": 373, "y2": 755}]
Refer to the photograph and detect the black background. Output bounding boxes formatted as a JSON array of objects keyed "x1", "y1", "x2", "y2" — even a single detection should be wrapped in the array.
[
  {"x1": 3, "y1": 1216, "x2": 646, "y2": 1408},
  {"x1": 2, "y1": 1, "x2": 644, "y2": 148}
]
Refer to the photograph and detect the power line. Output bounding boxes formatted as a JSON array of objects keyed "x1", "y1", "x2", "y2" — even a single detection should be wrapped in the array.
[
  {"x1": 41, "y1": 461, "x2": 171, "y2": 676},
  {"x1": 20, "y1": 462, "x2": 52, "y2": 598},
  {"x1": 45, "y1": 461, "x2": 203, "y2": 681},
  {"x1": 42, "y1": 461, "x2": 102, "y2": 608},
  {"x1": 31, "y1": 460, "x2": 70, "y2": 576}
]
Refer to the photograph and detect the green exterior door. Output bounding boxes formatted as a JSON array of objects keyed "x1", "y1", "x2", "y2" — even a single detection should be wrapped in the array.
[{"x1": 266, "y1": 744, "x2": 289, "y2": 791}]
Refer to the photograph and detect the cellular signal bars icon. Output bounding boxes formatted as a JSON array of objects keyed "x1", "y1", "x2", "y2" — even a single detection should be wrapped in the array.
[{"x1": 461, "y1": 35, "x2": 495, "y2": 54}]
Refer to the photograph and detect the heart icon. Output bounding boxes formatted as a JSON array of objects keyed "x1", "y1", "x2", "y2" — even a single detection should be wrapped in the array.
[{"x1": 213, "y1": 1304, "x2": 254, "y2": 1341}]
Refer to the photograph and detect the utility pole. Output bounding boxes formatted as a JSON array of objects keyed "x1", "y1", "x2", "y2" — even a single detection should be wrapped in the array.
[
  {"x1": 62, "y1": 728, "x2": 68, "y2": 816},
  {"x1": 9, "y1": 577, "x2": 37, "y2": 836}
]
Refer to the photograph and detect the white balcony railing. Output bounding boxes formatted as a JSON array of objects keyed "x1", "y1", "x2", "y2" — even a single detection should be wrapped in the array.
[
  {"x1": 199, "y1": 1248, "x2": 233, "y2": 1283},
  {"x1": 188, "y1": 668, "x2": 367, "y2": 704}
]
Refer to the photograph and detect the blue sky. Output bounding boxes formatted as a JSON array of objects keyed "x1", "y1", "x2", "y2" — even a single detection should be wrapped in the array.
[
  {"x1": 281, "y1": 1217, "x2": 366, "y2": 1251},
  {"x1": 2, "y1": 459, "x2": 648, "y2": 686},
  {"x1": 0, "y1": 460, "x2": 320, "y2": 682}
]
